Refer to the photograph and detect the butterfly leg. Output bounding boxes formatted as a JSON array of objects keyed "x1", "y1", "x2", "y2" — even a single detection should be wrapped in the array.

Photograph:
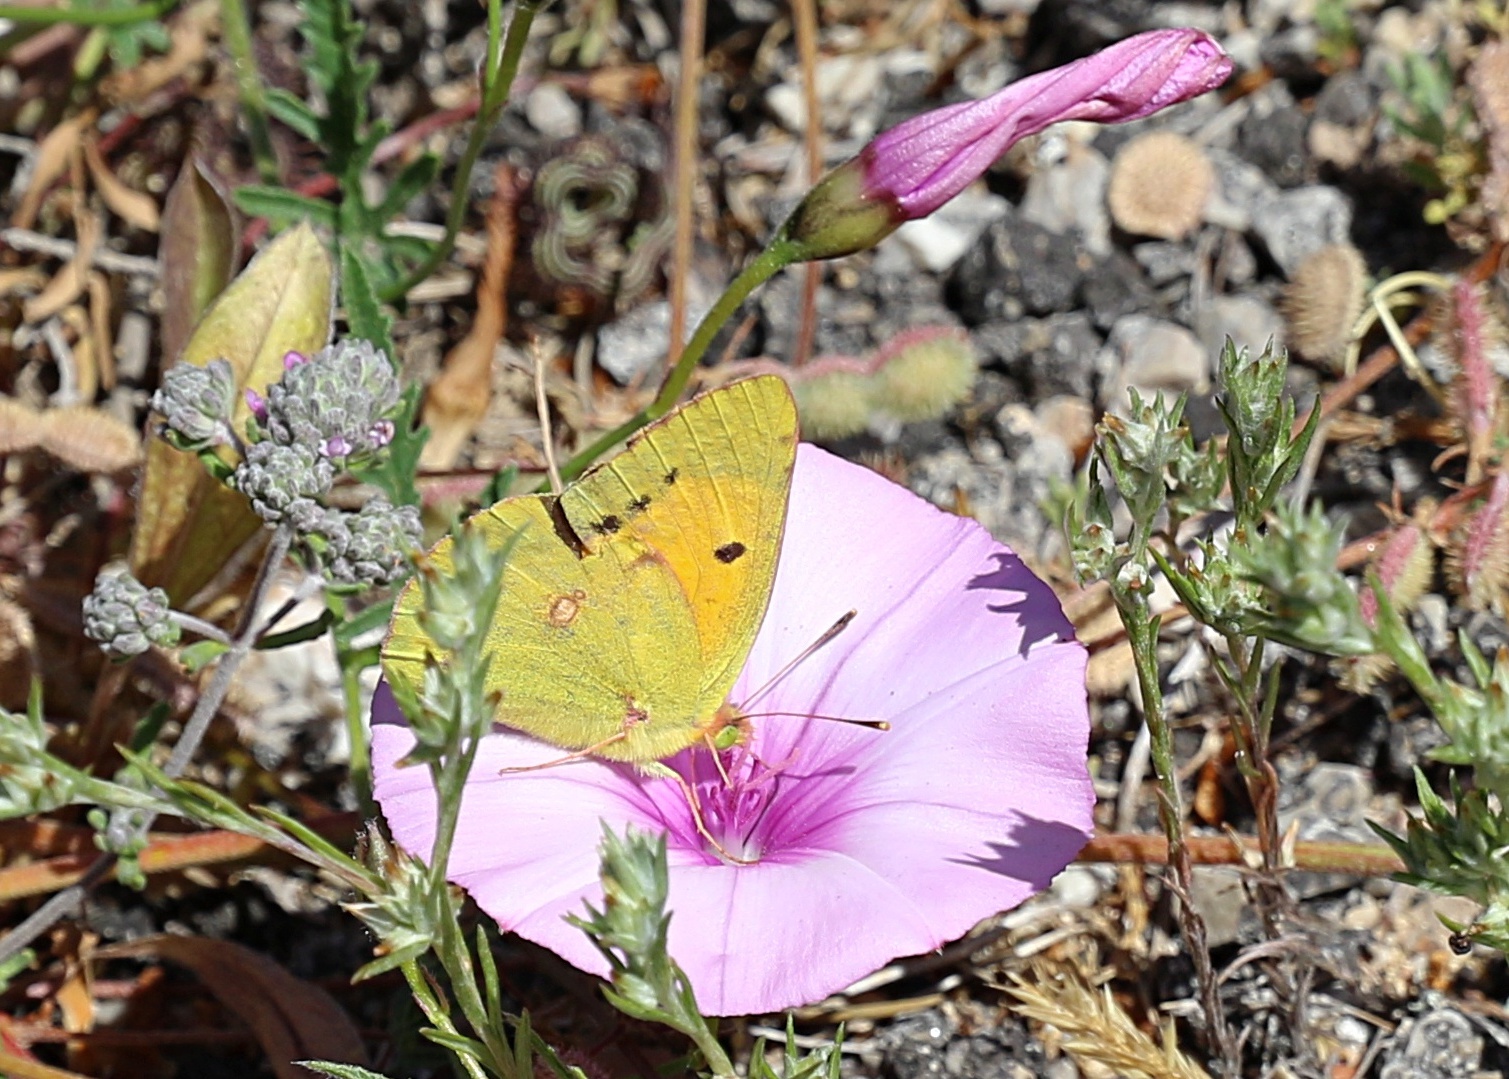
[
  {"x1": 642, "y1": 762, "x2": 755, "y2": 866},
  {"x1": 497, "y1": 732, "x2": 628, "y2": 774}
]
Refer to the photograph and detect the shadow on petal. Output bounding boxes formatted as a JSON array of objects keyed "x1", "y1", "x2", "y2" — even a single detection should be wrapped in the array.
[
  {"x1": 949, "y1": 816, "x2": 1093, "y2": 892},
  {"x1": 967, "y1": 550, "x2": 1075, "y2": 657}
]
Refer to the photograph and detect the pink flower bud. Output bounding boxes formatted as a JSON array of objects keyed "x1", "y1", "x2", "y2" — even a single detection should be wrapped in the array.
[{"x1": 780, "y1": 29, "x2": 1232, "y2": 260}]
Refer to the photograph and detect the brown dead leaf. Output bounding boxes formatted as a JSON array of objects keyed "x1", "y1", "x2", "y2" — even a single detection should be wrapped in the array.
[
  {"x1": 0, "y1": 267, "x2": 47, "y2": 298},
  {"x1": 58, "y1": 305, "x2": 98, "y2": 401},
  {"x1": 158, "y1": 156, "x2": 237, "y2": 369},
  {"x1": 50, "y1": 927, "x2": 97, "y2": 1036},
  {"x1": 38, "y1": 405, "x2": 142, "y2": 472},
  {"x1": 420, "y1": 163, "x2": 519, "y2": 470},
  {"x1": 82, "y1": 137, "x2": 160, "y2": 232},
  {"x1": 100, "y1": 4, "x2": 212, "y2": 105},
  {"x1": 0, "y1": 595, "x2": 37, "y2": 710},
  {"x1": 23, "y1": 210, "x2": 100, "y2": 324},
  {"x1": 13, "y1": 110, "x2": 93, "y2": 231},
  {"x1": 0, "y1": 1039, "x2": 96, "y2": 1079},
  {"x1": 97, "y1": 935, "x2": 368, "y2": 1079},
  {"x1": 87, "y1": 271, "x2": 115, "y2": 389}
]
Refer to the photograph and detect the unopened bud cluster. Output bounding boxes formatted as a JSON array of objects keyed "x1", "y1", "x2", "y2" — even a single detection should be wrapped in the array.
[
  {"x1": 82, "y1": 568, "x2": 182, "y2": 659},
  {"x1": 154, "y1": 339, "x2": 418, "y2": 589},
  {"x1": 152, "y1": 358, "x2": 237, "y2": 450}
]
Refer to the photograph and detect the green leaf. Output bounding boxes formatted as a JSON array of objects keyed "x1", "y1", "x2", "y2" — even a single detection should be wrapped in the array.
[
  {"x1": 265, "y1": 88, "x2": 323, "y2": 141},
  {"x1": 234, "y1": 186, "x2": 339, "y2": 231},
  {"x1": 257, "y1": 609, "x2": 336, "y2": 650},
  {"x1": 339, "y1": 246, "x2": 393, "y2": 358},
  {"x1": 180, "y1": 639, "x2": 230, "y2": 671},
  {"x1": 297, "y1": 1063, "x2": 397, "y2": 1079},
  {"x1": 377, "y1": 153, "x2": 441, "y2": 223},
  {"x1": 333, "y1": 596, "x2": 396, "y2": 650}
]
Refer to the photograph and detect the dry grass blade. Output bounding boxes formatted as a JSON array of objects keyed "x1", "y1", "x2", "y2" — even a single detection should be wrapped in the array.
[
  {"x1": 96, "y1": 936, "x2": 368, "y2": 1079},
  {"x1": 12, "y1": 111, "x2": 93, "y2": 232},
  {"x1": 23, "y1": 210, "x2": 101, "y2": 324},
  {"x1": 1004, "y1": 969, "x2": 1211, "y2": 1079},
  {"x1": 420, "y1": 163, "x2": 518, "y2": 470},
  {"x1": 82, "y1": 137, "x2": 160, "y2": 232}
]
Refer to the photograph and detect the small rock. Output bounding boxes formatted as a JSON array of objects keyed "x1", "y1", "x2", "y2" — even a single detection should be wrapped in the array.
[
  {"x1": 1194, "y1": 294, "x2": 1285, "y2": 358},
  {"x1": 1188, "y1": 867, "x2": 1249, "y2": 948},
  {"x1": 1098, "y1": 315, "x2": 1209, "y2": 411},
  {"x1": 1083, "y1": 249, "x2": 1160, "y2": 329},
  {"x1": 976, "y1": 312, "x2": 1102, "y2": 401},
  {"x1": 1379, "y1": 1010, "x2": 1484, "y2": 1079},
  {"x1": 949, "y1": 211, "x2": 1087, "y2": 323},
  {"x1": 883, "y1": 188, "x2": 1012, "y2": 274},
  {"x1": 1278, "y1": 761, "x2": 1377, "y2": 898},
  {"x1": 1206, "y1": 148, "x2": 1282, "y2": 232},
  {"x1": 1237, "y1": 93, "x2": 1311, "y2": 188},
  {"x1": 524, "y1": 82, "x2": 582, "y2": 140},
  {"x1": 1253, "y1": 185, "x2": 1354, "y2": 277},
  {"x1": 597, "y1": 300, "x2": 708, "y2": 385},
  {"x1": 1130, "y1": 241, "x2": 1195, "y2": 286},
  {"x1": 1019, "y1": 142, "x2": 1112, "y2": 255},
  {"x1": 1258, "y1": 25, "x2": 1322, "y2": 82}
]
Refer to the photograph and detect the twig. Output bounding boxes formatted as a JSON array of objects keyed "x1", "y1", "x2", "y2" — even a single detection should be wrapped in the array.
[
  {"x1": 1079, "y1": 833, "x2": 1405, "y2": 876},
  {"x1": 790, "y1": 0, "x2": 822, "y2": 368},
  {"x1": 1, "y1": 227, "x2": 160, "y2": 276},
  {"x1": 664, "y1": 0, "x2": 706, "y2": 371}
]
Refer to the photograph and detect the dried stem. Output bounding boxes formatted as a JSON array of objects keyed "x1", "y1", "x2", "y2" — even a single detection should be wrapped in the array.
[
  {"x1": 664, "y1": 0, "x2": 707, "y2": 370},
  {"x1": 791, "y1": 0, "x2": 823, "y2": 368}
]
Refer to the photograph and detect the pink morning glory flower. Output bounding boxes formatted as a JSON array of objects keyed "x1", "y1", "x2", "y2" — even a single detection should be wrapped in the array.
[
  {"x1": 371, "y1": 444, "x2": 1092, "y2": 1016},
  {"x1": 782, "y1": 28, "x2": 1233, "y2": 259}
]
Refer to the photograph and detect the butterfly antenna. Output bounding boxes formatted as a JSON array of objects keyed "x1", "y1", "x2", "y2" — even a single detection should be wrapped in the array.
[
  {"x1": 741, "y1": 610, "x2": 856, "y2": 712},
  {"x1": 532, "y1": 337, "x2": 563, "y2": 495},
  {"x1": 741, "y1": 710, "x2": 889, "y2": 731}
]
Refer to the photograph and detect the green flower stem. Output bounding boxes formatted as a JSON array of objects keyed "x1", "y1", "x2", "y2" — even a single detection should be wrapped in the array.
[
  {"x1": 555, "y1": 239, "x2": 795, "y2": 485},
  {"x1": 402, "y1": 957, "x2": 491, "y2": 1079},
  {"x1": 1113, "y1": 584, "x2": 1236, "y2": 1073},
  {"x1": 382, "y1": 0, "x2": 544, "y2": 302},
  {"x1": 682, "y1": 1016, "x2": 735, "y2": 1078},
  {"x1": 0, "y1": 0, "x2": 176, "y2": 25},
  {"x1": 342, "y1": 660, "x2": 375, "y2": 817},
  {"x1": 217, "y1": 0, "x2": 280, "y2": 185}
]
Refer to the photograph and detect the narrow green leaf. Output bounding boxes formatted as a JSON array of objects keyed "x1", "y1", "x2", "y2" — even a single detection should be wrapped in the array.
[
  {"x1": 265, "y1": 88, "x2": 323, "y2": 141},
  {"x1": 339, "y1": 246, "x2": 393, "y2": 358},
  {"x1": 235, "y1": 186, "x2": 339, "y2": 231}
]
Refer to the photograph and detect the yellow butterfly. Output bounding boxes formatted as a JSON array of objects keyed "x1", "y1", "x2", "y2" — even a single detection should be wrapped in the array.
[{"x1": 382, "y1": 375, "x2": 799, "y2": 764}]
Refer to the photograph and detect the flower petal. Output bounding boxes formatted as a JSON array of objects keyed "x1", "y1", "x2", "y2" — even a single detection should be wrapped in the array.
[{"x1": 372, "y1": 445, "x2": 1093, "y2": 1017}]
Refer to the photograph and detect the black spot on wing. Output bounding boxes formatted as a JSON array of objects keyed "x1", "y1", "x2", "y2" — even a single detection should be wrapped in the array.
[
  {"x1": 627, "y1": 495, "x2": 651, "y2": 515},
  {"x1": 592, "y1": 515, "x2": 622, "y2": 535},
  {"x1": 714, "y1": 541, "x2": 747, "y2": 564},
  {"x1": 663, "y1": 468, "x2": 679, "y2": 486}
]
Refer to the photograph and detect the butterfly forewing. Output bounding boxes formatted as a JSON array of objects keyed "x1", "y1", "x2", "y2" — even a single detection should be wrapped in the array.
[
  {"x1": 558, "y1": 376, "x2": 798, "y2": 717},
  {"x1": 382, "y1": 375, "x2": 798, "y2": 763}
]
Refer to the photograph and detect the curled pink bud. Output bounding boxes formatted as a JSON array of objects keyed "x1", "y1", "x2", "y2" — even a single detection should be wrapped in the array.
[{"x1": 780, "y1": 29, "x2": 1232, "y2": 260}]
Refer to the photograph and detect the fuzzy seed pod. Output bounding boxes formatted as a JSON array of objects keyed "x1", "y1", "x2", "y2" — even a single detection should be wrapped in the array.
[
  {"x1": 793, "y1": 370, "x2": 874, "y2": 441},
  {"x1": 871, "y1": 327, "x2": 977, "y2": 423},
  {"x1": 1447, "y1": 471, "x2": 1509, "y2": 613},
  {"x1": 1282, "y1": 243, "x2": 1367, "y2": 366},
  {"x1": 1106, "y1": 131, "x2": 1213, "y2": 240}
]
